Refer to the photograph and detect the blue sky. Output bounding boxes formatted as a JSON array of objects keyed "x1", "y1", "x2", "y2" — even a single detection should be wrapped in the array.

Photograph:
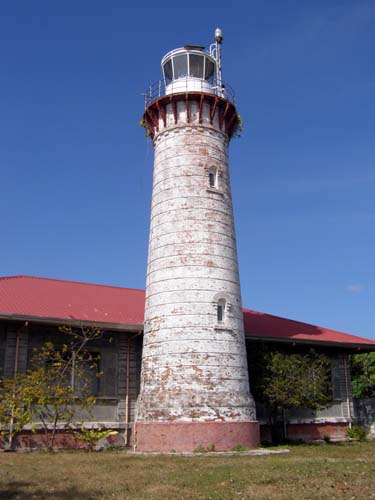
[{"x1": 1, "y1": 1, "x2": 374, "y2": 338}]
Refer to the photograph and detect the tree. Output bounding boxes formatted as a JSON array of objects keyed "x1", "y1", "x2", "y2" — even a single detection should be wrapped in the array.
[
  {"x1": 351, "y1": 352, "x2": 375, "y2": 399},
  {"x1": 251, "y1": 346, "x2": 332, "y2": 441},
  {"x1": 0, "y1": 325, "x2": 102, "y2": 451},
  {"x1": 28, "y1": 325, "x2": 101, "y2": 451},
  {"x1": 0, "y1": 374, "x2": 34, "y2": 450}
]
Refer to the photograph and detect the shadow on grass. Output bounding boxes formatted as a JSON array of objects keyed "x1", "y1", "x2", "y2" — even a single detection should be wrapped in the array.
[{"x1": 0, "y1": 481, "x2": 100, "y2": 500}]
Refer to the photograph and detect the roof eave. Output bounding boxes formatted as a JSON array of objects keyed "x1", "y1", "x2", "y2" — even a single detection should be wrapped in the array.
[
  {"x1": 1, "y1": 314, "x2": 373, "y2": 350},
  {"x1": 245, "y1": 334, "x2": 375, "y2": 351},
  {"x1": 0, "y1": 313, "x2": 143, "y2": 333}
]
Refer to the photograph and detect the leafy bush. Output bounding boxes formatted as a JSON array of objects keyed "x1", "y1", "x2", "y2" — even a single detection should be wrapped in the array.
[
  {"x1": 346, "y1": 425, "x2": 368, "y2": 441},
  {"x1": 75, "y1": 427, "x2": 118, "y2": 451},
  {"x1": 0, "y1": 374, "x2": 36, "y2": 449},
  {"x1": 351, "y1": 352, "x2": 375, "y2": 398}
]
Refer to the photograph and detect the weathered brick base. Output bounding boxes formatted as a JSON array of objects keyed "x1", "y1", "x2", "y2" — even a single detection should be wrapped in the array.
[
  {"x1": 134, "y1": 420, "x2": 260, "y2": 452},
  {"x1": 260, "y1": 422, "x2": 348, "y2": 443}
]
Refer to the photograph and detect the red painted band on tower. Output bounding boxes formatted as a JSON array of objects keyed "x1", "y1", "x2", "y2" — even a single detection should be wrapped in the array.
[{"x1": 135, "y1": 421, "x2": 260, "y2": 452}]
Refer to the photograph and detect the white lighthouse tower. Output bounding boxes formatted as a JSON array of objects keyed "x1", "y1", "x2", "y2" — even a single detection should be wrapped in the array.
[{"x1": 135, "y1": 30, "x2": 259, "y2": 452}]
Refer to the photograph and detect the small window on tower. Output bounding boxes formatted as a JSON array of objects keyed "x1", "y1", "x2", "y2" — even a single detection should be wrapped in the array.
[
  {"x1": 217, "y1": 304, "x2": 223, "y2": 322},
  {"x1": 217, "y1": 299, "x2": 226, "y2": 323},
  {"x1": 208, "y1": 167, "x2": 218, "y2": 189},
  {"x1": 209, "y1": 171, "x2": 215, "y2": 188}
]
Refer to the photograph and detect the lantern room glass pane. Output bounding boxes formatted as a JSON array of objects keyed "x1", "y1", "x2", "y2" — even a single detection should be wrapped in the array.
[
  {"x1": 205, "y1": 59, "x2": 215, "y2": 80},
  {"x1": 189, "y1": 54, "x2": 204, "y2": 78},
  {"x1": 173, "y1": 54, "x2": 188, "y2": 79},
  {"x1": 163, "y1": 59, "x2": 173, "y2": 82}
]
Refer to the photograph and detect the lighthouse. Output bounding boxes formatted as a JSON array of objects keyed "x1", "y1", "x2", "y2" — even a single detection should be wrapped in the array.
[{"x1": 135, "y1": 29, "x2": 259, "y2": 452}]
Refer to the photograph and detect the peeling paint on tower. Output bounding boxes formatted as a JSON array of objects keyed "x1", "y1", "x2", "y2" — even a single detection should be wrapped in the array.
[{"x1": 135, "y1": 30, "x2": 260, "y2": 452}]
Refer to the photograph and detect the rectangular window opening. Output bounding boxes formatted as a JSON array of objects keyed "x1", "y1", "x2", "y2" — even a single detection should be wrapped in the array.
[
  {"x1": 217, "y1": 304, "x2": 224, "y2": 322},
  {"x1": 209, "y1": 172, "x2": 216, "y2": 188}
]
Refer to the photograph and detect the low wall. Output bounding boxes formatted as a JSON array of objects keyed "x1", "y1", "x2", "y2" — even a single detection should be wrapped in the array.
[
  {"x1": 260, "y1": 422, "x2": 348, "y2": 443},
  {"x1": 1, "y1": 420, "x2": 353, "y2": 450},
  {"x1": 0, "y1": 429, "x2": 126, "y2": 451}
]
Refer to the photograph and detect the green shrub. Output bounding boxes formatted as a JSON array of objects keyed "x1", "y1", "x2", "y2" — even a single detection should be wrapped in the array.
[
  {"x1": 75, "y1": 427, "x2": 118, "y2": 451},
  {"x1": 346, "y1": 425, "x2": 368, "y2": 442}
]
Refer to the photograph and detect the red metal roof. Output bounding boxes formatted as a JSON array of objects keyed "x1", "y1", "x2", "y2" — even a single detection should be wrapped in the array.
[
  {"x1": 0, "y1": 275, "x2": 144, "y2": 327},
  {"x1": 0, "y1": 275, "x2": 374, "y2": 347},
  {"x1": 243, "y1": 308, "x2": 375, "y2": 347}
]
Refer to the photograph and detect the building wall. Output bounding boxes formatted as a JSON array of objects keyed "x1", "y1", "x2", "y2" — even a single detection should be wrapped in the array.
[
  {"x1": 247, "y1": 340, "x2": 354, "y2": 441},
  {"x1": 0, "y1": 323, "x2": 6, "y2": 378},
  {"x1": 117, "y1": 333, "x2": 142, "y2": 426},
  {"x1": 3, "y1": 322, "x2": 29, "y2": 378},
  {"x1": 0, "y1": 321, "x2": 142, "y2": 428},
  {"x1": 354, "y1": 398, "x2": 375, "y2": 437},
  {"x1": 0, "y1": 320, "x2": 363, "y2": 446}
]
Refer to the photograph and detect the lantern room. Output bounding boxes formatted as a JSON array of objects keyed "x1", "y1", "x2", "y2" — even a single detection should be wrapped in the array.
[
  {"x1": 142, "y1": 29, "x2": 236, "y2": 113},
  {"x1": 161, "y1": 46, "x2": 218, "y2": 95}
]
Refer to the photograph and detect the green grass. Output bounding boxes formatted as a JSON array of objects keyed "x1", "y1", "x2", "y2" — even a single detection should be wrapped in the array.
[{"x1": 1, "y1": 442, "x2": 375, "y2": 499}]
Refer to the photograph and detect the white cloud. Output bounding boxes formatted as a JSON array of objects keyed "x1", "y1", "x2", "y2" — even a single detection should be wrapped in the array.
[{"x1": 346, "y1": 284, "x2": 364, "y2": 294}]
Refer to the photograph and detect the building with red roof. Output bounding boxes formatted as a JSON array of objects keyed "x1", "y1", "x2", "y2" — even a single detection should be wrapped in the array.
[
  {"x1": 0, "y1": 275, "x2": 374, "y2": 448},
  {"x1": 1, "y1": 275, "x2": 374, "y2": 348}
]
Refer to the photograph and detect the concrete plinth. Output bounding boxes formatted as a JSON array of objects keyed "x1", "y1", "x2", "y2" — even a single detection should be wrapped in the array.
[{"x1": 135, "y1": 420, "x2": 260, "y2": 452}]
